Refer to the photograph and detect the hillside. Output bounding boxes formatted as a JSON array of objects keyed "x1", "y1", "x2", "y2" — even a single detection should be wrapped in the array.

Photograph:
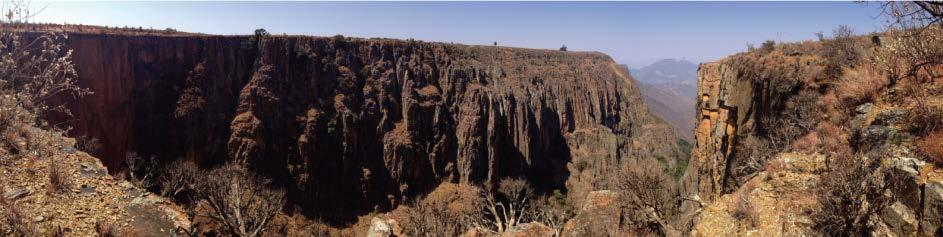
[{"x1": 680, "y1": 31, "x2": 943, "y2": 236}]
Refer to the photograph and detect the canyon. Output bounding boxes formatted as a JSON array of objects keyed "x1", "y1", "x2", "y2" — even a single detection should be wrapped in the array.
[{"x1": 36, "y1": 26, "x2": 684, "y2": 224}]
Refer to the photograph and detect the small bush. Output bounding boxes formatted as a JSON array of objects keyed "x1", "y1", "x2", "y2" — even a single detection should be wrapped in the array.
[
  {"x1": 731, "y1": 191, "x2": 757, "y2": 227},
  {"x1": 916, "y1": 131, "x2": 943, "y2": 166},
  {"x1": 761, "y1": 40, "x2": 776, "y2": 54},
  {"x1": 812, "y1": 156, "x2": 891, "y2": 236},
  {"x1": 74, "y1": 135, "x2": 100, "y2": 154},
  {"x1": 401, "y1": 182, "x2": 483, "y2": 237},
  {"x1": 47, "y1": 156, "x2": 71, "y2": 195},
  {"x1": 791, "y1": 132, "x2": 820, "y2": 154},
  {"x1": 95, "y1": 220, "x2": 117, "y2": 237},
  {"x1": 480, "y1": 177, "x2": 535, "y2": 234},
  {"x1": 125, "y1": 152, "x2": 157, "y2": 189}
]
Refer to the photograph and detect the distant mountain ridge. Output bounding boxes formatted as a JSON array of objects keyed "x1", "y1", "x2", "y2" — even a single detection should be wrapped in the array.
[{"x1": 626, "y1": 59, "x2": 698, "y2": 141}]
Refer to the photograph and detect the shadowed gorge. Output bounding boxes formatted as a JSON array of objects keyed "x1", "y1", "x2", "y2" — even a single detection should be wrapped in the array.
[{"x1": 38, "y1": 28, "x2": 680, "y2": 224}]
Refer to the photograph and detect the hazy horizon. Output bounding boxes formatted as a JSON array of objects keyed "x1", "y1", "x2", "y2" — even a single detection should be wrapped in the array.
[{"x1": 31, "y1": 1, "x2": 886, "y2": 67}]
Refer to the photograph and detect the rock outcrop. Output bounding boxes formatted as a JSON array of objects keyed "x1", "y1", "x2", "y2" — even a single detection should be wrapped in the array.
[
  {"x1": 30, "y1": 26, "x2": 680, "y2": 223},
  {"x1": 681, "y1": 42, "x2": 943, "y2": 236}
]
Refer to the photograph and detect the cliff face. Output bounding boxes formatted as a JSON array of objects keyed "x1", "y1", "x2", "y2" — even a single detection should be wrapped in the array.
[
  {"x1": 681, "y1": 40, "x2": 943, "y2": 236},
  {"x1": 48, "y1": 30, "x2": 679, "y2": 222}
]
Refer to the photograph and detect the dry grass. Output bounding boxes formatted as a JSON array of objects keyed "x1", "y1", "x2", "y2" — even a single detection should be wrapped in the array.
[
  {"x1": 916, "y1": 131, "x2": 943, "y2": 166},
  {"x1": 46, "y1": 156, "x2": 71, "y2": 195},
  {"x1": 791, "y1": 132, "x2": 820, "y2": 154},
  {"x1": 731, "y1": 192, "x2": 757, "y2": 228},
  {"x1": 0, "y1": 186, "x2": 36, "y2": 236},
  {"x1": 834, "y1": 65, "x2": 889, "y2": 108},
  {"x1": 764, "y1": 159, "x2": 787, "y2": 179},
  {"x1": 908, "y1": 100, "x2": 943, "y2": 136}
]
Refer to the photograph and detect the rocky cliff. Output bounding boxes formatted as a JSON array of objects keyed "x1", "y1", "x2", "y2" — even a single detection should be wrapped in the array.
[
  {"x1": 681, "y1": 38, "x2": 943, "y2": 236},
  {"x1": 35, "y1": 27, "x2": 681, "y2": 223}
]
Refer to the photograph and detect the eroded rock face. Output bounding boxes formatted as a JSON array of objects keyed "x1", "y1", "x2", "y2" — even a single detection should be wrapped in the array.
[
  {"x1": 49, "y1": 29, "x2": 678, "y2": 222},
  {"x1": 680, "y1": 54, "x2": 822, "y2": 219}
]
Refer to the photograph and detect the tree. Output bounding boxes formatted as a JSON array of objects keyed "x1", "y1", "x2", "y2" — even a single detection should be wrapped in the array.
[
  {"x1": 0, "y1": 1, "x2": 90, "y2": 159},
  {"x1": 612, "y1": 158, "x2": 680, "y2": 236},
  {"x1": 194, "y1": 162, "x2": 286, "y2": 237},
  {"x1": 479, "y1": 177, "x2": 534, "y2": 234},
  {"x1": 559, "y1": 45, "x2": 567, "y2": 51}
]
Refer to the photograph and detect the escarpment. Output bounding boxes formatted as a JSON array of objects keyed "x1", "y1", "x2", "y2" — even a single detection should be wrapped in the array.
[{"x1": 42, "y1": 28, "x2": 681, "y2": 223}]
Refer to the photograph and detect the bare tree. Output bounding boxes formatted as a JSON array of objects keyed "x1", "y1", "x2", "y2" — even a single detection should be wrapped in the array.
[
  {"x1": 478, "y1": 177, "x2": 534, "y2": 234},
  {"x1": 613, "y1": 158, "x2": 680, "y2": 236},
  {"x1": 0, "y1": 1, "x2": 90, "y2": 160},
  {"x1": 159, "y1": 159, "x2": 197, "y2": 198},
  {"x1": 880, "y1": 2, "x2": 943, "y2": 80},
  {"x1": 194, "y1": 162, "x2": 286, "y2": 237}
]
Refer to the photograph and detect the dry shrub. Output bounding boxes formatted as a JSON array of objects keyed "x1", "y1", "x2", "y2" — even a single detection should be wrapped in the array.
[
  {"x1": 159, "y1": 159, "x2": 198, "y2": 198},
  {"x1": 402, "y1": 182, "x2": 483, "y2": 237},
  {"x1": 0, "y1": 188, "x2": 36, "y2": 236},
  {"x1": 731, "y1": 191, "x2": 757, "y2": 228},
  {"x1": 834, "y1": 65, "x2": 889, "y2": 107},
  {"x1": 0, "y1": 2, "x2": 91, "y2": 162},
  {"x1": 613, "y1": 158, "x2": 678, "y2": 235},
  {"x1": 764, "y1": 158, "x2": 787, "y2": 179},
  {"x1": 916, "y1": 130, "x2": 943, "y2": 166},
  {"x1": 791, "y1": 132, "x2": 820, "y2": 154},
  {"x1": 74, "y1": 135, "x2": 100, "y2": 154},
  {"x1": 95, "y1": 220, "x2": 117, "y2": 237},
  {"x1": 908, "y1": 101, "x2": 943, "y2": 136},
  {"x1": 821, "y1": 25, "x2": 862, "y2": 79},
  {"x1": 812, "y1": 156, "x2": 892, "y2": 236},
  {"x1": 531, "y1": 191, "x2": 574, "y2": 236},
  {"x1": 125, "y1": 152, "x2": 156, "y2": 189},
  {"x1": 816, "y1": 123, "x2": 842, "y2": 150},
  {"x1": 194, "y1": 162, "x2": 286, "y2": 237}
]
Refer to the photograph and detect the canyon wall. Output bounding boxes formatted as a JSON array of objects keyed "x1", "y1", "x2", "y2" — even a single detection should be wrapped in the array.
[{"x1": 44, "y1": 29, "x2": 681, "y2": 222}]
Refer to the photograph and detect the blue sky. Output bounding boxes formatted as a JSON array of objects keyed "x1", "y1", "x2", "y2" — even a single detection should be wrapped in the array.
[{"x1": 32, "y1": 1, "x2": 886, "y2": 67}]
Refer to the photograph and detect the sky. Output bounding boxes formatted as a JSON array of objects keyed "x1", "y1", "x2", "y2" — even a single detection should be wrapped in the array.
[{"x1": 30, "y1": 1, "x2": 887, "y2": 68}]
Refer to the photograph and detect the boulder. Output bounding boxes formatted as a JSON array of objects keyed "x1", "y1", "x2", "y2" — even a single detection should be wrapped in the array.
[
  {"x1": 881, "y1": 201, "x2": 918, "y2": 236},
  {"x1": 855, "y1": 103, "x2": 873, "y2": 115},
  {"x1": 367, "y1": 217, "x2": 393, "y2": 237},
  {"x1": 890, "y1": 156, "x2": 927, "y2": 208},
  {"x1": 563, "y1": 190, "x2": 622, "y2": 236},
  {"x1": 921, "y1": 180, "x2": 943, "y2": 236},
  {"x1": 2, "y1": 186, "x2": 29, "y2": 200}
]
